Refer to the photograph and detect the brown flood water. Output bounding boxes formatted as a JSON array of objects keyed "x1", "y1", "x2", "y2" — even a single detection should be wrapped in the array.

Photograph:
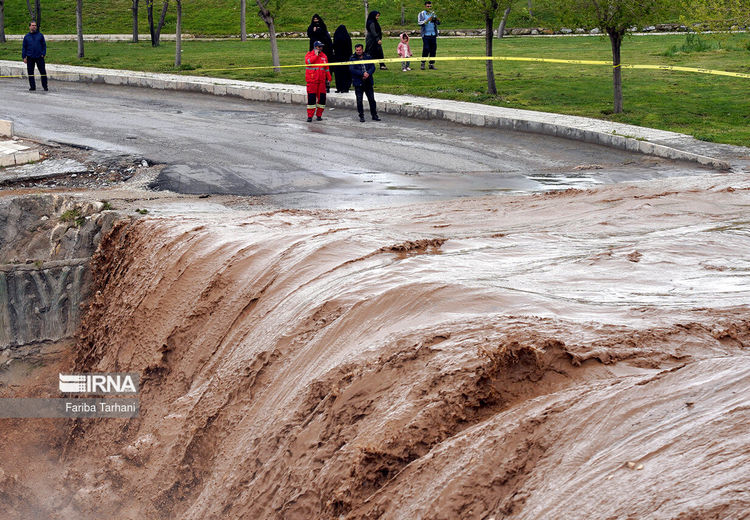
[{"x1": 2, "y1": 172, "x2": 749, "y2": 518}]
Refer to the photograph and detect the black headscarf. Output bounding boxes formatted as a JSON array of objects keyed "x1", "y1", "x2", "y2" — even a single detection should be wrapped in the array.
[
  {"x1": 366, "y1": 11, "x2": 381, "y2": 35},
  {"x1": 307, "y1": 13, "x2": 333, "y2": 54},
  {"x1": 331, "y1": 25, "x2": 353, "y2": 92},
  {"x1": 332, "y1": 25, "x2": 352, "y2": 62}
]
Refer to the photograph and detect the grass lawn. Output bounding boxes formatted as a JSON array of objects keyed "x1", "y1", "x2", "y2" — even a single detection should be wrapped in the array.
[{"x1": 2, "y1": 33, "x2": 749, "y2": 146}]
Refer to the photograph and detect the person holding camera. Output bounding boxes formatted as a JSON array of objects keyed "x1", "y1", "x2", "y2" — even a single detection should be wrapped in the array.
[
  {"x1": 304, "y1": 41, "x2": 332, "y2": 122},
  {"x1": 418, "y1": 1, "x2": 440, "y2": 70}
]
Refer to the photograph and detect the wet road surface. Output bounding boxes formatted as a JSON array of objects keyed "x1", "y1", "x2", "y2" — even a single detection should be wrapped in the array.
[{"x1": 1, "y1": 79, "x2": 712, "y2": 208}]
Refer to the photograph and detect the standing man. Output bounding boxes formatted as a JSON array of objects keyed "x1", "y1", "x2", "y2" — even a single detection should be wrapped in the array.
[
  {"x1": 304, "y1": 40, "x2": 332, "y2": 122},
  {"x1": 418, "y1": 1, "x2": 440, "y2": 70},
  {"x1": 22, "y1": 21, "x2": 48, "y2": 91},
  {"x1": 349, "y1": 43, "x2": 380, "y2": 123}
]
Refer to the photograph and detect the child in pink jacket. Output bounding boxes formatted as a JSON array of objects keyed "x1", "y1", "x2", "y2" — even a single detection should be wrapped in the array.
[{"x1": 397, "y1": 33, "x2": 412, "y2": 71}]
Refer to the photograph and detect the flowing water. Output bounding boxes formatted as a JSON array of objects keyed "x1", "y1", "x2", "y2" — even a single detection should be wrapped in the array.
[{"x1": 1, "y1": 173, "x2": 749, "y2": 518}]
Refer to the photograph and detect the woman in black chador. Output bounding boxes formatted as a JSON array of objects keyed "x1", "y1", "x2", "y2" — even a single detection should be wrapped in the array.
[
  {"x1": 365, "y1": 10, "x2": 386, "y2": 70},
  {"x1": 307, "y1": 13, "x2": 333, "y2": 58},
  {"x1": 331, "y1": 25, "x2": 353, "y2": 93}
]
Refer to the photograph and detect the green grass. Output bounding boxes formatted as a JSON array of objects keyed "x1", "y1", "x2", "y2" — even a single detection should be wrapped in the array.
[
  {"x1": 1, "y1": 0, "x2": 680, "y2": 35},
  {"x1": 2, "y1": 33, "x2": 749, "y2": 146}
]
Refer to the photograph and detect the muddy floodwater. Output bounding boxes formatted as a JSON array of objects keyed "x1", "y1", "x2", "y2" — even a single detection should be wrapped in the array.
[{"x1": 1, "y1": 166, "x2": 748, "y2": 518}]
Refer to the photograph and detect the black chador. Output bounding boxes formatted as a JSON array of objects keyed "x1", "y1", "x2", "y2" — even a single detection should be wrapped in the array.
[{"x1": 331, "y1": 25, "x2": 353, "y2": 93}]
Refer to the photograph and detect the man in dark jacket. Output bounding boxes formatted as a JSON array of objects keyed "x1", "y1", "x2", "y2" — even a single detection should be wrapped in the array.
[
  {"x1": 22, "y1": 21, "x2": 48, "y2": 91},
  {"x1": 348, "y1": 44, "x2": 380, "y2": 123}
]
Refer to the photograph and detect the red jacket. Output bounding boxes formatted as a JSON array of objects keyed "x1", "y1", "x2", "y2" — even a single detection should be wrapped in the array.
[{"x1": 305, "y1": 50, "x2": 332, "y2": 85}]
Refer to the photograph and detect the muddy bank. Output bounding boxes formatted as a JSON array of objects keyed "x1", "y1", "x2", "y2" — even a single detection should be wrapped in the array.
[{"x1": 2, "y1": 173, "x2": 750, "y2": 518}]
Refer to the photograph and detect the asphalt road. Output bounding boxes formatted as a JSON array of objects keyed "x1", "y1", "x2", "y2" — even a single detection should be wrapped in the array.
[{"x1": 1, "y1": 79, "x2": 710, "y2": 208}]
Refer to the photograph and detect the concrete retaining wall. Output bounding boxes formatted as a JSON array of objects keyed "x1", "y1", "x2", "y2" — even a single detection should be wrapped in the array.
[{"x1": 0, "y1": 259, "x2": 90, "y2": 348}]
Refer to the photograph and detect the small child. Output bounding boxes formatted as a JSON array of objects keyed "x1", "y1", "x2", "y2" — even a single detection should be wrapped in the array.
[{"x1": 397, "y1": 33, "x2": 412, "y2": 71}]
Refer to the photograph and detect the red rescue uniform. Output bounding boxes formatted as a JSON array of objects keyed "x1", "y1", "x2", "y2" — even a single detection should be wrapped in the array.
[{"x1": 305, "y1": 50, "x2": 332, "y2": 119}]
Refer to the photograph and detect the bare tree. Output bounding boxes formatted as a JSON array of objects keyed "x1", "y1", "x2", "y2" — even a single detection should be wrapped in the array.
[
  {"x1": 448, "y1": 0, "x2": 511, "y2": 95},
  {"x1": 155, "y1": 0, "x2": 169, "y2": 44},
  {"x1": 76, "y1": 0, "x2": 84, "y2": 57},
  {"x1": 25, "y1": 0, "x2": 42, "y2": 27},
  {"x1": 241, "y1": 0, "x2": 247, "y2": 41},
  {"x1": 146, "y1": 0, "x2": 169, "y2": 46},
  {"x1": 132, "y1": 0, "x2": 139, "y2": 43},
  {"x1": 363, "y1": 0, "x2": 369, "y2": 25},
  {"x1": 147, "y1": 0, "x2": 156, "y2": 43},
  {"x1": 496, "y1": 5, "x2": 511, "y2": 38},
  {"x1": 255, "y1": 0, "x2": 280, "y2": 73},
  {"x1": 175, "y1": 0, "x2": 182, "y2": 66},
  {"x1": 0, "y1": 0, "x2": 6, "y2": 44}
]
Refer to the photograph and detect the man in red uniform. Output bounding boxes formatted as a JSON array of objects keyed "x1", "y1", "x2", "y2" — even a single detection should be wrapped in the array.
[{"x1": 305, "y1": 41, "x2": 332, "y2": 122}]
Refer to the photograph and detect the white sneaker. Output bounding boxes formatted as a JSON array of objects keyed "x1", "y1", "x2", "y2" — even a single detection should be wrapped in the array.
[{"x1": 406, "y1": 67, "x2": 412, "y2": 71}]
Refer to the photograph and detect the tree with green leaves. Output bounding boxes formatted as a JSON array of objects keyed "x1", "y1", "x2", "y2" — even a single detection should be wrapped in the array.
[
  {"x1": 551, "y1": 0, "x2": 671, "y2": 113},
  {"x1": 682, "y1": 0, "x2": 750, "y2": 29},
  {"x1": 448, "y1": 0, "x2": 513, "y2": 95}
]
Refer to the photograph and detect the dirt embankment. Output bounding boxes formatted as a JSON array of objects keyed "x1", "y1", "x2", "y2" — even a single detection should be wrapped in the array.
[{"x1": 2, "y1": 174, "x2": 749, "y2": 519}]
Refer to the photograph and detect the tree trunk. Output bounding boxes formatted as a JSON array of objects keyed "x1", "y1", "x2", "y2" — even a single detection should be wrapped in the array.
[
  {"x1": 76, "y1": 0, "x2": 84, "y2": 58},
  {"x1": 154, "y1": 0, "x2": 169, "y2": 46},
  {"x1": 132, "y1": 0, "x2": 139, "y2": 43},
  {"x1": 240, "y1": 0, "x2": 246, "y2": 41},
  {"x1": 485, "y1": 13, "x2": 497, "y2": 95},
  {"x1": 527, "y1": 0, "x2": 533, "y2": 17},
  {"x1": 175, "y1": 0, "x2": 182, "y2": 66},
  {"x1": 363, "y1": 0, "x2": 369, "y2": 26},
  {"x1": 147, "y1": 1, "x2": 156, "y2": 46},
  {"x1": 26, "y1": 0, "x2": 33, "y2": 19},
  {"x1": 34, "y1": 0, "x2": 41, "y2": 27},
  {"x1": 255, "y1": 0, "x2": 280, "y2": 73},
  {"x1": 497, "y1": 6, "x2": 511, "y2": 38},
  {"x1": 400, "y1": 1, "x2": 405, "y2": 25},
  {"x1": 608, "y1": 29, "x2": 623, "y2": 113},
  {"x1": 0, "y1": 0, "x2": 6, "y2": 44}
]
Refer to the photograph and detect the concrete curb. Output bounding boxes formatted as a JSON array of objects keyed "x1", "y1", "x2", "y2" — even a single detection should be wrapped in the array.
[
  {"x1": 0, "y1": 60, "x2": 732, "y2": 170},
  {"x1": 0, "y1": 119, "x2": 41, "y2": 167}
]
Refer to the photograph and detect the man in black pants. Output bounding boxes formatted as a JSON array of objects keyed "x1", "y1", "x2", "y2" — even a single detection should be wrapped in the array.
[
  {"x1": 418, "y1": 1, "x2": 440, "y2": 70},
  {"x1": 348, "y1": 44, "x2": 381, "y2": 123},
  {"x1": 22, "y1": 21, "x2": 48, "y2": 91}
]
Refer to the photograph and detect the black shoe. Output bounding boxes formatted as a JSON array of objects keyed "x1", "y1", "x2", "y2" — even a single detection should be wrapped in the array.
[
  {"x1": 307, "y1": 117, "x2": 313, "y2": 122},
  {"x1": 316, "y1": 116, "x2": 322, "y2": 121},
  {"x1": 372, "y1": 115, "x2": 381, "y2": 121},
  {"x1": 420, "y1": 63, "x2": 425, "y2": 70},
  {"x1": 359, "y1": 115, "x2": 366, "y2": 122},
  {"x1": 429, "y1": 64, "x2": 436, "y2": 70},
  {"x1": 29, "y1": 87, "x2": 36, "y2": 91},
  {"x1": 43, "y1": 87, "x2": 48, "y2": 91},
  {"x1": 380, "y1": 65, "x2": 388, "y2": 70}
]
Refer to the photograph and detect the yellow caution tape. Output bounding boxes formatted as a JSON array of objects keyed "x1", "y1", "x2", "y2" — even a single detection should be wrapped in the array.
[{"x1": 2, "y1": 55, "x2": 749, "y2": 79}]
